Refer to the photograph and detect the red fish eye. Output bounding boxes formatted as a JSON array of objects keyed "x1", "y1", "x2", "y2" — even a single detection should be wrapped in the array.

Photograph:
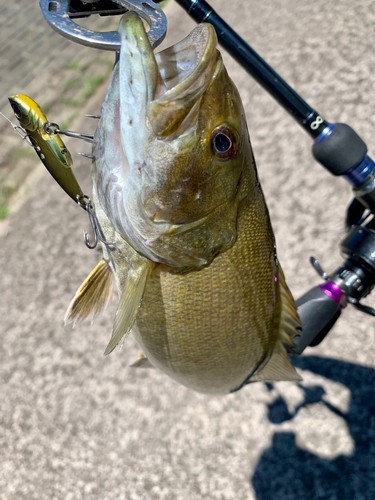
[{"x1": 211, "y1": 127, "x2": 237, "y2": 159}]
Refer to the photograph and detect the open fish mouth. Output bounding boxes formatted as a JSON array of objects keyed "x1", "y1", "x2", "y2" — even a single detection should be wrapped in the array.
[
  {"x1": 144, "y1": 20, "x2": 221, "y2": 137},
  {"x1": 113, "y1": 12, "x2": 222, "y2": 176},
  {"x1": 155, "y1": 24, "x2": 217, "y2": 94}
]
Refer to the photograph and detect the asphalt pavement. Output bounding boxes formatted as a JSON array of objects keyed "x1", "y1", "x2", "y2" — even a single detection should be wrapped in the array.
[{"x1": 1, "y1": 1, "x2": 375, "y2": 499}]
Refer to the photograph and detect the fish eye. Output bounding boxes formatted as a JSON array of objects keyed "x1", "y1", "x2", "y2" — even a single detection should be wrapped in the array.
[
  {"x1": 11, "y1": 103, "x2": 22, "y2": 119},
  {"x1": 211, "y1": 127, "x2": 237, "y2": 159}
]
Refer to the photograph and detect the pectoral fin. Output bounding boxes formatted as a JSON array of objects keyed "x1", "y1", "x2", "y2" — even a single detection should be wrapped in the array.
[
  {"x1": 64, "y1": 259, "x2": 113, "y2": 328},
  {"x1": 130, "y1": 353, "x2": 155, "y2": 368},
  {"x1": 104, "y1": 259, "x2": 153, "y2": 355}
]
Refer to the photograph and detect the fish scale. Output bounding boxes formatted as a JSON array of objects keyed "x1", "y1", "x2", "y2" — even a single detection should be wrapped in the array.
[{"x1": 132, "y1": 186, "x2": 276, "y2": 393}]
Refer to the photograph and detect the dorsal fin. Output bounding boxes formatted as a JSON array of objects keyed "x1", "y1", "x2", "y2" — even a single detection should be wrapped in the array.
[
  {"x1": 276, "y1": 264, "x2": 302, "y2": 347},
  {"x1": 250, "y1": 264, "x2": 302, "y2": 382},
  {"x1": 104, "y1": 258, "x2": 154, "y2": 355},
  {"x1": 250, "y1": 341, "x2": 301, "y2": 382},
  {"x1": 64, "y1": 259, "x2": 113, "y2": 328},
  {"x1": 238, "y1": 263, "x2": 302, "y2": 388}
]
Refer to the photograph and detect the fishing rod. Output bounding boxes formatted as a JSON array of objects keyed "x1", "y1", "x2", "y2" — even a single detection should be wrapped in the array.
[{"x1": 38, "y1": 0, "x2": 375, "y2": 353}]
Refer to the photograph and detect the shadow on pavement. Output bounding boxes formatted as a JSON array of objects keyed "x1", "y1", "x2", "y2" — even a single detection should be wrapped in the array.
[{"x1": 252, "y1": 355, "x2": 375, "y2": 500}]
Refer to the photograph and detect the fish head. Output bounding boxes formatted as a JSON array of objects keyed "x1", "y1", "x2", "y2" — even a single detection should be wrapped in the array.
[
  {"x1": 144, "y1": 33, "x2": 247, "y2": 226},
  {"x1": 94, "y1": 13, "x2": 256, "y2": 267},
  {"x1": 8, "y1": 94, "x2": 45, "y2": 132}
]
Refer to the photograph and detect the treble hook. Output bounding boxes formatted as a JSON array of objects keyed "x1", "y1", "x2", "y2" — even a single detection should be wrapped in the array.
[
  {"x1": 77, "y1": 195, "x2": 116, "y2": 251},
  {"x1": 84, "y1": 202, "x2": 99, "y2": 250}
]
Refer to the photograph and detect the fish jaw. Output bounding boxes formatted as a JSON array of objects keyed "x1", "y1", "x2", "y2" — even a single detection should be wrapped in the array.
[{"x1": 93, "y1": 13, "x2": 252, "y2": 267}]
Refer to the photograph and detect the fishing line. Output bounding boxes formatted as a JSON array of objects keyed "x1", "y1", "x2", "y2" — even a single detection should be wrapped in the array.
[{"x1": 0, "y1": 111, "x2": 33, "y2": 146}]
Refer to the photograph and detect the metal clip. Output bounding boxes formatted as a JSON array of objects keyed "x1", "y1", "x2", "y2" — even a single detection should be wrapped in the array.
[
  {"x1": 0, "y1": 111, "x2": 33, "y2": 146},
  {"x1": 39, "y1": 0, "x2": 167, "y2": 50}
]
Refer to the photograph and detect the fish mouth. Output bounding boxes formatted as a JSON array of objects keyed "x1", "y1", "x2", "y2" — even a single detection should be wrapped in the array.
[
  {"x1": 109, "y1": 10, "x2": 216, "y2": 140},
  {"x1": 149, "y1": 23, "x2": 220, "y2": 136}
]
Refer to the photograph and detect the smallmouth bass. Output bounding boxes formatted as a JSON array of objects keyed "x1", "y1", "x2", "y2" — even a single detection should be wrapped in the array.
[{"x1": 65, "y1": 12, "x2": 302, "y2": 394}]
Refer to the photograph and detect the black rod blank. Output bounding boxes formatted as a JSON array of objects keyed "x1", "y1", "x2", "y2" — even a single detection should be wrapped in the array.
[{"x1": 174, "y1": 0, "x2": 329, "y2": 138}]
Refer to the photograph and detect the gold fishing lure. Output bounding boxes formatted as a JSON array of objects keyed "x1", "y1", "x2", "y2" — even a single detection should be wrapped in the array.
[{"x1": 8, "y1": 94, "x2": 84, "y2": 204}]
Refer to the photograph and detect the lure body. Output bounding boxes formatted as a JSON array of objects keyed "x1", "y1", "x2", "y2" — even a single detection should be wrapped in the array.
[{"x1": 8, "y1": 95, "x2": 84, "y2": 203}]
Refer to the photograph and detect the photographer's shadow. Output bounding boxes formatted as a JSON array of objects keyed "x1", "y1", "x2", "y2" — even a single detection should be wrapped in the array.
[{"x1": 252, "y1": 355, "x2": 375, "y2": 500}]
